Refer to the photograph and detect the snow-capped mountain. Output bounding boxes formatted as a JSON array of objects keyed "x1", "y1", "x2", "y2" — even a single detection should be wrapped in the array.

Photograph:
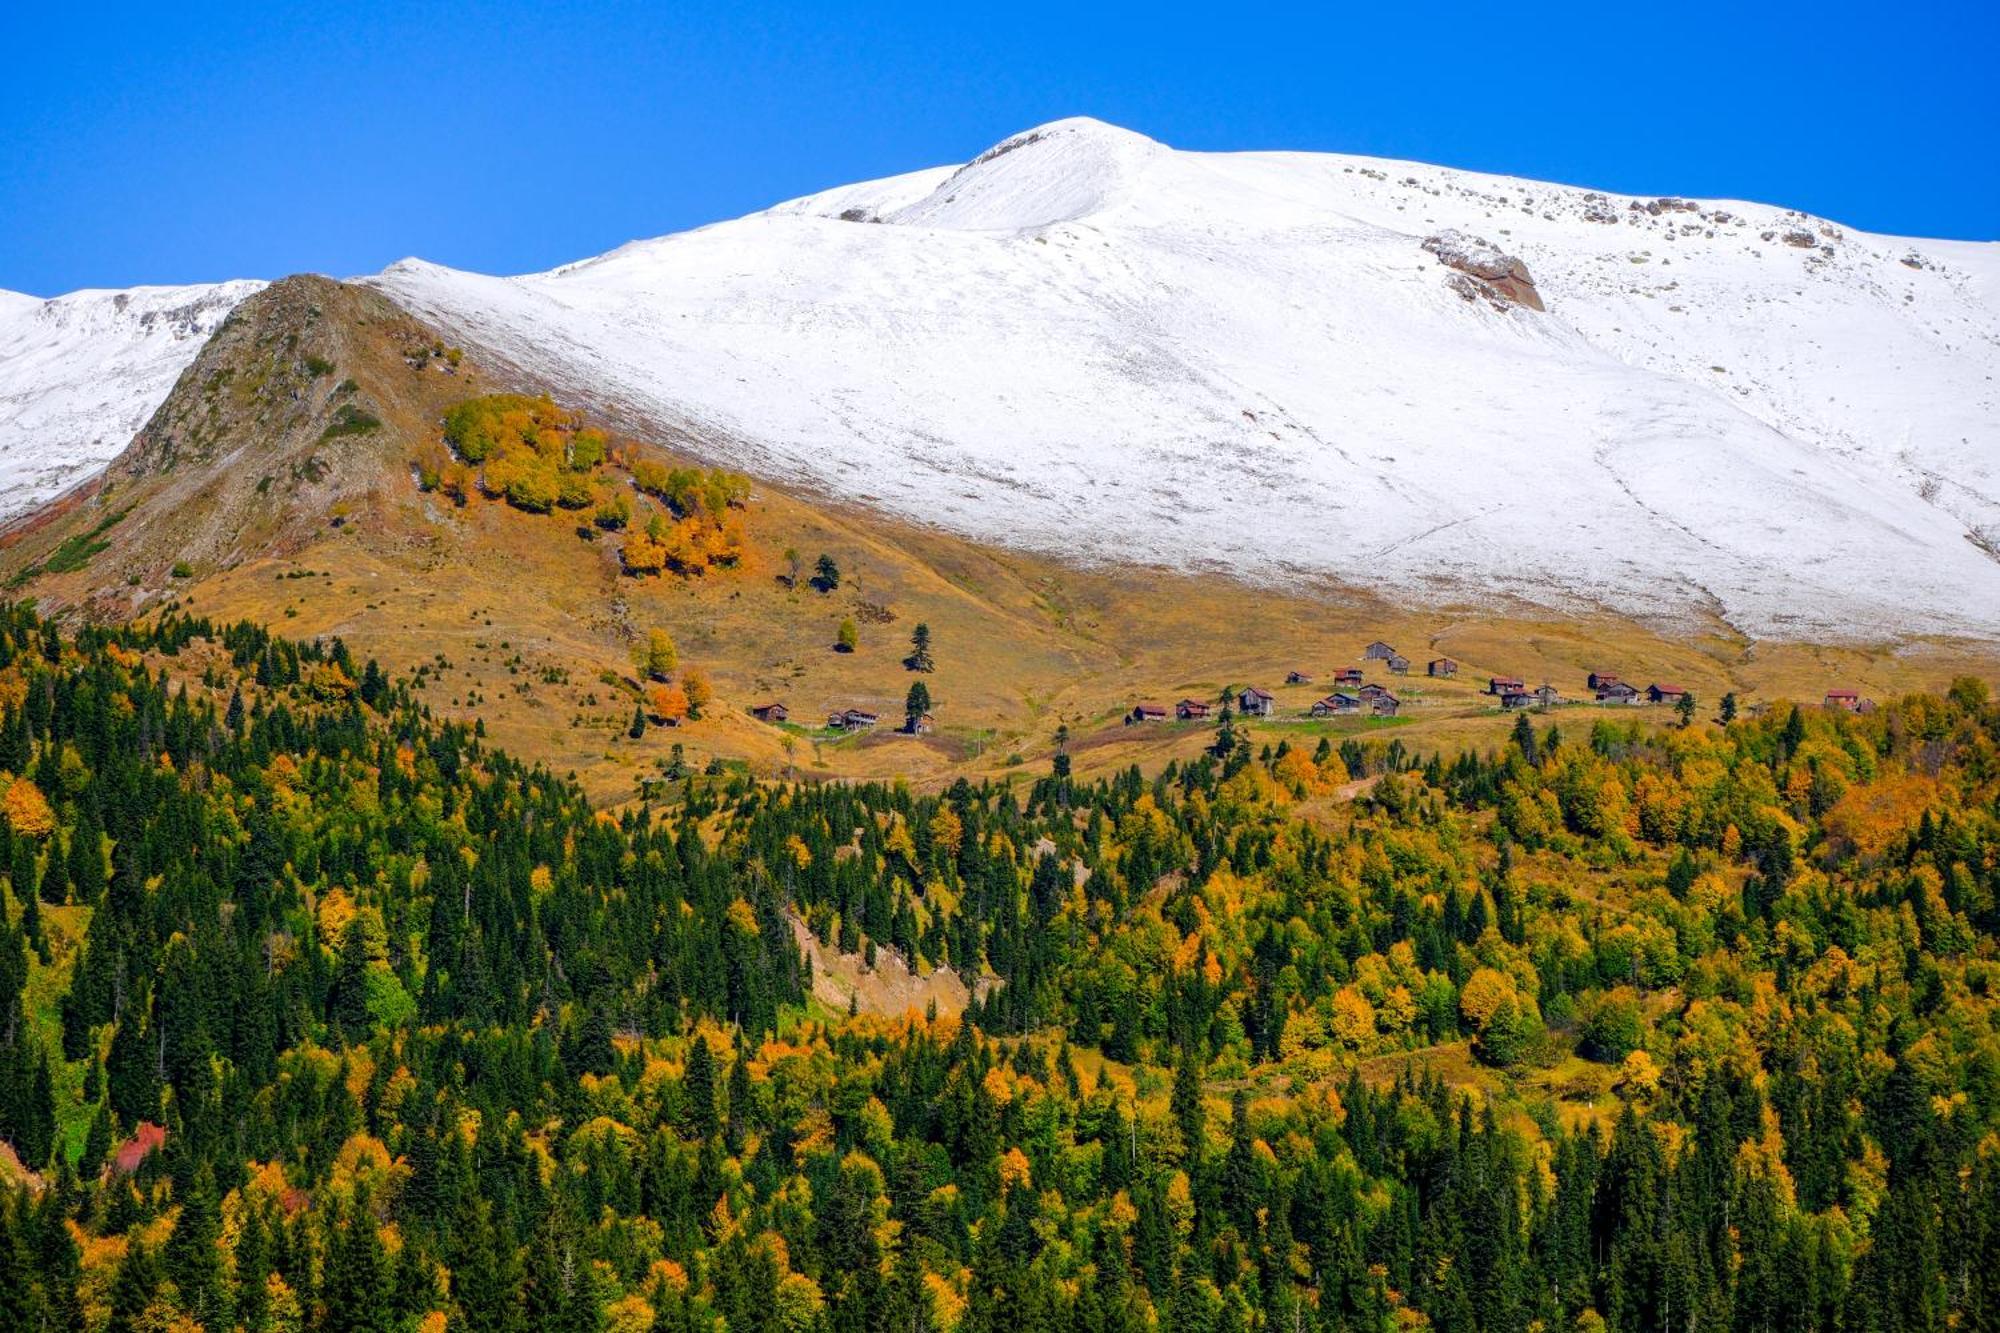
[
  {"x1": 0, "y1": 280, "x2": 263, "y2": 512},
  {"x1": 367, "y1": 119, "x2": 2000, "y2": 639},
  {"x1": 5, "y1": 118, "x2": 1995, "y2": 639}
]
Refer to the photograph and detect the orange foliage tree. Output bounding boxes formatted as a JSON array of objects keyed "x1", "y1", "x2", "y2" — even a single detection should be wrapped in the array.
[{"x1": 647, "y1": 683, "x2": 690, "y2": 725}]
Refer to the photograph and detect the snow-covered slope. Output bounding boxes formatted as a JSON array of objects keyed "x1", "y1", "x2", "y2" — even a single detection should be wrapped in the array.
[
  {"x1": 6, "y1": 118, "x2": 1994, "y2": 639},
  {"x1": 367, "y1": 119, "x2": 2000, "y2": 639},
  {"x1": 0, "y1": 281, "x2": 263, "y2": 512}
]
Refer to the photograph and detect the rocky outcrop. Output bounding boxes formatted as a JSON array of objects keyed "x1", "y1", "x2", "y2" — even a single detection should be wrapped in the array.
[{"x1": 1422, "y1": 231, "x2": 1546, "y2": 312}]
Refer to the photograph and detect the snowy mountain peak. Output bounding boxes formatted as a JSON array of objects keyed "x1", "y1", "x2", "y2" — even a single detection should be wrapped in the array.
[
  {"x1": 883, "y1": 118, "x2": 1166, "y2": 230},
  {"x1": 371, "y1": 122, "x2": 2000, "y2": 640}
]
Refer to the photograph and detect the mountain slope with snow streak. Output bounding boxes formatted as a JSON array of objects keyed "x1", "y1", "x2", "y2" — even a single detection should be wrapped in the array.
[
  {"x1": 0, "y1": 281, "x2": 263, "y2": 512},
  {"x1": 368, "y1": 119, "x2": 2000, "y2": 640}
]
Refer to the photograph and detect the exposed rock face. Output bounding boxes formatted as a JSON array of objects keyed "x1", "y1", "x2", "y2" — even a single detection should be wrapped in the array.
[{"x1": 1422, "y1": 231, "x2": 1546, "y2": 312}]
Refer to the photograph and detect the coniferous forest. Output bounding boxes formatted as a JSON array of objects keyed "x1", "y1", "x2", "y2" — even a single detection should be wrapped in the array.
[{"x1": 0, "y1": 604, "x2": 1997, "y2": 1332}]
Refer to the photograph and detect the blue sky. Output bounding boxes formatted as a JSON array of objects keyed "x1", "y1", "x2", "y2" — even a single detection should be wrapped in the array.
[{"x1": 2, "y1": 1, "x2": 1994, "y2": 295}]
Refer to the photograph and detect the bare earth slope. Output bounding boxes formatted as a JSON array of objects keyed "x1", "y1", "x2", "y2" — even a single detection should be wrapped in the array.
[{"x1": 367, "y1": 118, "x2": 2000, "y2": 640}]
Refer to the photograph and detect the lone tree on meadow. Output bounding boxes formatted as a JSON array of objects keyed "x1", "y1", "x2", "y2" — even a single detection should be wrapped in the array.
[
  {"x1": 1719, "y1": 691, "x2": 1738, "y2": 724},
  {"x1": 836, "y1": 618, "x2": 859, "y2": 653},
  {"x1": 905, "y1": 681, "x2": 931, "y2": 732},
  {"x1": 905, "y1": 622, "x2": 934, "y2": 672},
  {"x1": 1675, "y1": 691, "x2": 1698, "y2": 728},
  {"x1": 813, "y1": 554, "x2": 841, "y2": 593},
  {"x1": 635, "y1": 629, "x2": 678, "y2": 681}
]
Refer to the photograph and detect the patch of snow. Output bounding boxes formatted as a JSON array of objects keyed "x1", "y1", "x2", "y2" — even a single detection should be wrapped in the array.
[{"x1": 0, "y1": 281, "x2": 263, "y2": 511}]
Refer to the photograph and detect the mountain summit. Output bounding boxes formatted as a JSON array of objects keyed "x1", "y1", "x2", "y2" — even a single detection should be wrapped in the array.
[{"x1": 5, "y1": 119, "x2": 1997, "y2": 639}]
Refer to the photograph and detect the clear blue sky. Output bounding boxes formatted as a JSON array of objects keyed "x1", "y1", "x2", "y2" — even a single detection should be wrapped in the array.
[{"x1": 3, "y1": 0, "x2": 1994, "y2": 296}]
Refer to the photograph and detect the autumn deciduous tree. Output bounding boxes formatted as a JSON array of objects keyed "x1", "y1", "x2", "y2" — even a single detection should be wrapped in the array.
[
  {"x1": 621, "y1": 528, "x2": 668, "y2": 575},
  {"x1": 1, "y1": 778, "x2": 54, "y2": 838},
  {"x1": 594, "y1": 491, "x2": 632, "y2": 530},
  {"x1": 836, "y1": 619, "x2": 859, "y2": 653},
  {"x1": 682, "y1": 667, "x2": 712, "y2": 719},
  {"x1": 1329, "y1": 987, "x2": 1376, "y2": 1048},
  {"x1": 637, "y1": 630, "x2": 679, "y2": 681},
  {"x1": 648, "y1": 682, "x2": 690, "y2": 725}
]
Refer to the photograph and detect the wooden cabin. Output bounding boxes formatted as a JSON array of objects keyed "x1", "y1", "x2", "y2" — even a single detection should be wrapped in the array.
[
  {"x1": 1357, "y1": 682, "x2": 1391, "y2": 702},
  {"x1": 1427, "y1": 657, "x2": 1458, "y2": 678},
  {"x1": 1176, "y1": 699, "x2": 1213, "y2": 720},
  {"x1": 828, "y1": 708, "x2": 880, "y2": 730},
  {"x1": 1587, "y1": 671, "x2": 1620, "y2": 691},
  {"x1": 1647, "y1": 684, "x2": 1687, "y2": 704},
  {"x1": 1370, "y1": 693, "x2": 1401, "y2": 717},
  {"x1": 1596, "y1": 681, "x2": 1640, "y2": 705},
  {"x1": 1128, "y1": 702, "x2": 1169, "y2": 723},
  {"x1": 1489, "y1": 676, "x2": 1525, "y2": 696},
  {"x1": 750, "y1": 702, "x2": 789, "y2": 724},
  {"x1": 1364, "y1": 640, "x2": 1398, "y2": 661},
  {"x1": 1500, "y1": 691, "x2": 1535, "y2": 710},
  {"x1": 1334, "y1": 667, "x2": 1364, "y2": 686},
  {"x1": 907, "y1": 712, "x2": 936, "y2": 735},
  {"x1": 1286, "y1": 670, "x2": 1313, "y2": 685},
  {"x1": 1534, "y1": 684, "x2": 1561, "y2": 708},
  {"x1": 1824, "y1": 689, "x2": 1863, "y2": 712},
  {"x1": 1386, "y1": 654, "x2": 1412, "y2": 675},
  {"x1": 1312, "y1": 693, "x2": 1361, "y2": 716},
  {"x1": 1238, "y1": 687, "x2": 1276, "y2": 717}
]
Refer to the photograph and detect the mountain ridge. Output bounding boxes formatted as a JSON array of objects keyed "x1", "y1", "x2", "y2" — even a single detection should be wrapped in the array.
[{"x1": 3, "y1": 117, "x2": 1996, "y2": 640}]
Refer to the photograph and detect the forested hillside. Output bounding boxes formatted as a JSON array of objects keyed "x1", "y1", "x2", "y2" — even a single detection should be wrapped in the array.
[{"x1": 0, "y1": 607, "x2": 1996, "y2": 1332}]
